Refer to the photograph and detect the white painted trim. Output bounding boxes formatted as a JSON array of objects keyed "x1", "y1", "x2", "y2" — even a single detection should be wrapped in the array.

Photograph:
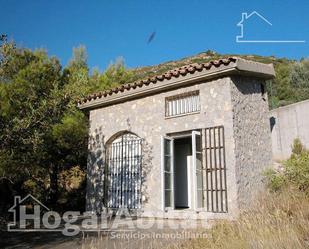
[
  {"x1": 191, "y1": 130, "x2": 201, "y2": 210},
  {"x1": 160, "y1": 136, "x2": 165, "y2": 211},
  {"x1": 164, "y1": 111, "x2": 200, "y2": 120},
  {"x1": 171, "y1": 138, "x2": 175, "y2": 210},
  {"x1": 187, "y1": 155, "x2": 192, "y2": 209},
  {"x1": 161, "y1": 136, "x2": 174, "y2": 210},
  {"x1": 169, "y1": 133, "x2": 192, "y2": 139}
]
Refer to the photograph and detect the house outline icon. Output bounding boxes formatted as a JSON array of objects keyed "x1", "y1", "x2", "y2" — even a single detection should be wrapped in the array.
[
  {"x1": 236, "y1": 11, "x2": 305, "y2": 43},
  {"x1": 8, "y1": 194, "x2": 50, "y2": 230}
]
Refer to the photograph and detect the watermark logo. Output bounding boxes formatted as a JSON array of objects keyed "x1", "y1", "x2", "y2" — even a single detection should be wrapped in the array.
[
  {"x1": 8, "y1": 194, "x2": 50, "y2": 231},
  {"x1": 236, "y1": 11, "x2": 306, "y2": 43},
  {"x1": 7, "y1": 195, "x2": 209, "y2": 237}
]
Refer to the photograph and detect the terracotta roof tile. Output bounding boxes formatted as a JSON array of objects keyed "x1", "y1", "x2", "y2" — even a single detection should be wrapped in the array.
[{"x1": 78, "y1": 57, "x2": 237, "y2": 105}]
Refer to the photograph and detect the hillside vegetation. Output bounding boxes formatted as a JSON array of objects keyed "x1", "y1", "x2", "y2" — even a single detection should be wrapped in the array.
[
  {"x1": 0, "y1": 37, "x2": 308, "y2": 213},
  {"x1": 129, "y1": 50, "x2": 309, "y2": 109}
]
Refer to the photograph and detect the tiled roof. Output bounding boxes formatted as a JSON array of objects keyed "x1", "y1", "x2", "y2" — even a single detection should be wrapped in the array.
[{"x1": 78, "y1": 57, "x2": 237, "y2": 105}]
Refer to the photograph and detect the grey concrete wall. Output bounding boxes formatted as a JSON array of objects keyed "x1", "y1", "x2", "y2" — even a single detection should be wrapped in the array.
[
  {"x1": 230, "y1": 76, "x2": 272, "y2": 210},
  {"x1": 270, "y1": 99, "x2": 309, "y2": 160},
  {"x1": 86, "y1": 77, "x2": 239, "y2": 219}
]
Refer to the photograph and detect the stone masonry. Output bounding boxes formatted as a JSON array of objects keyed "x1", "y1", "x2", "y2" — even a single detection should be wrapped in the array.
[{"x1": 79, "y1": 58, "x2": 275, "y2": 220}]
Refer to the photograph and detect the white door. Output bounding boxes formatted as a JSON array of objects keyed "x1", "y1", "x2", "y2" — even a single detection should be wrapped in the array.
[
  {"x1": 161, "y1": 136, "x2": 174, "y2": 210},
  {"x1": 192, "y1": 130, "x2": 203, "y2": 209}
]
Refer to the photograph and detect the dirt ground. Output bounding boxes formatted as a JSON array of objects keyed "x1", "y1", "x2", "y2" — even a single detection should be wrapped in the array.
[
  {"x1": 0, "y1": 218, "x2": 208, "y2": 249},
  {"x1": 0, "y1": 230, "x2": 188, "y2": 249},
  {"x1": 1, "y1": 231, "x2": 80, "y2": 249}
]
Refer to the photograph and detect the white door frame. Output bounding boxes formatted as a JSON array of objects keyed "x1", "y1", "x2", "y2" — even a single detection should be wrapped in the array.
[{"x1": 161, "y1": 131, "x2": 201, "y2": 211}]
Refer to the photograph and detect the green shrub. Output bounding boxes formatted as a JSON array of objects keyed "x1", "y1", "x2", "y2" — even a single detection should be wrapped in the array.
[
  {"x1": 265, "y1": 139, "x2": 309, "y2": 195},
  {"x1": 264, "y1": 168, "x2": 286, "y2": 192},
  {"x1": 285, "y1": 150, "x2": 309, "y2": 193},
  {"x1": 291, "y1": 138, "x2": 307, "y2": 155}
]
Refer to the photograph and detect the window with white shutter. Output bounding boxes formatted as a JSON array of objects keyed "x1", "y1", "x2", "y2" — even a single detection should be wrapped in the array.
[{"x1": 165, "y1": 90, "x2": 200, "y2": 117}]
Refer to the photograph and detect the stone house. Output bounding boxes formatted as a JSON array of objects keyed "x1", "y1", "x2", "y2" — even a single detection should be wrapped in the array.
[{"x1": 78, "y1": 57, "x2": 275, "y2": 220}]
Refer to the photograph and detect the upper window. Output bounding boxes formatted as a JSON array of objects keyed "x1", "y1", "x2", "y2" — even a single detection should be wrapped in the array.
[{"x1": 165, "y1": 90, "x2": 200, "y2": 117}]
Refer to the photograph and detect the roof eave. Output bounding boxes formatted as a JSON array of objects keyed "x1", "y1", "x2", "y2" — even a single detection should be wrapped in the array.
[
  {"x1": 78, "y1": 65, "x2": 236, "y2": 110},
  {"x1": 236, "y1": 58, "x2": 276, "y2": 78},
  {"x1": 78, "y1": 59, "x2": 275, "y2": 111}
]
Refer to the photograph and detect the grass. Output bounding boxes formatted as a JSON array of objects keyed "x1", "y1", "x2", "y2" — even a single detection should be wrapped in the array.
[
  {"x1": 79, "y1": 188, "x2": 309, "y2": 249},
  {"x1": 175, "y1": 188, "x2": 309, "y2": 249},
  {"x1": 176, "y1": 139, "x2": 309, "y2": 249}
]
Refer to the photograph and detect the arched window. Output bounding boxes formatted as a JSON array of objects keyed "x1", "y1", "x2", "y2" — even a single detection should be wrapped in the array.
[{"x1": 106, "y1": 132, "x2": 142, "y2": 210}]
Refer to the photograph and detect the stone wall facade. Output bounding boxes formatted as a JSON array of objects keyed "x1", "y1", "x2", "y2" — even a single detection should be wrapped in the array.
[
  {"x1": 230, "y1": 76, "x2": 273, "y2": 210},
  {"x1": 86, "y1": 75, "x2": 272, "y2": 219}
]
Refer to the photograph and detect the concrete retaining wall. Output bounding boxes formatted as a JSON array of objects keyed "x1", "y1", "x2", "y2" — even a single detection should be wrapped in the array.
[{"x1": 270, "y1": 99, "x2": 309, "y2": 160}]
